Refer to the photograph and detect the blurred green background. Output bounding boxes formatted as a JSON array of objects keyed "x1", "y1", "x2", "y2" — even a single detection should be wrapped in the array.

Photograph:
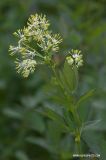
[{"x1": 0, "y1": 0, "x2": 106, "y2": 159}]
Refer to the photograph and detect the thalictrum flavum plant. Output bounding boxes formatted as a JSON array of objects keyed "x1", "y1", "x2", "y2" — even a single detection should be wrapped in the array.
[{"x1": 9, "y1": 14, "x2": 94, "y2": 158}]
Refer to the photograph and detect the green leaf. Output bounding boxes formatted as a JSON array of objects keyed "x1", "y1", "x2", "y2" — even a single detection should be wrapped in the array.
[
  {"x1": 15, "y1": 151, "x2": 29, "y2": 160},
  {"x1": 58, "y1": 70, "x2": 70, "y2": 93},
  {"x1": 82, "y1": 119, "x2": 102, "y2": 131},
  {"x1": 63, "y1": 62, "x2": 78, "y2": 93},
  {"x1": 63, "y1": 109, "x2": 76, "y2": 132},
  {"x1": 82, "y1": 131, "x2": 106, "y2": 160},
  {"x1": 60, "y1": 134, "x2": 73, "y2": 159},
  {"x1": 26, "y1": 111, "x2": 45, "y2": 133},
  {"x1": 45, "y1": 78, "x2": 73, "y2": 110},
  {"x1": 41, "y1": 105, "x2": 69, "y2": 132},
  {"x1": 2, "y1": 107, "x2": 22, "y2": 119},
  {"x1": 45, "y1": 109, "x2": 67, "y2": 129},
  {"x1": 76, "y1": 89, "x2": 95, "y2": 107},
  {"x1": 26, "y1": 137, "x2": 51, "y2": 152},
  {"x1": 46, "y1": 121, "x2": 63, "y2": 152},
  {"x1": 54, "y1": 62, "x2": 78, "y2": 94}
]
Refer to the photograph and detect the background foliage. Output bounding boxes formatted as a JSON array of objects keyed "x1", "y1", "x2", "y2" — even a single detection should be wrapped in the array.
[{"x1": 0, "y1": 0, "x2": 106, "y2": 159}]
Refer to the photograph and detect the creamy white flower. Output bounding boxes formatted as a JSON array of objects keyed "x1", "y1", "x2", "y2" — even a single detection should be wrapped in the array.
[
  {"x1": 9, "y1": 14, "x2": 62, "y2": 77},
  {"x1": 15, "y1": 59, "x2": 37, "y2": 77}
]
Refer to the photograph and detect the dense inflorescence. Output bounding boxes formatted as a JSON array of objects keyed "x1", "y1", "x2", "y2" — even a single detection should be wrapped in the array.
[
  {"x1": 9, "y1": 14, "x2": 62, "y2": 77},
  {"x1": 9, "y1": 14, "x2": 83, "y2": 78}
]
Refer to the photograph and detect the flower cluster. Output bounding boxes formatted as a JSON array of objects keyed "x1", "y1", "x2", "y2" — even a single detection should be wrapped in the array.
[
  {"x1": 15, "y1": 59, "x2": 37, "y2": 78},
  {"x1": 9, "y1": 14, "x2": 62, "y2": 77},
  {"x1": 66, "y1": 49, "x2": 83, "y2": 68}
]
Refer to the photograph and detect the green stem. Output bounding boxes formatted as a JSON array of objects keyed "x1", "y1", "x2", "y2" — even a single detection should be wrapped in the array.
[
  {"x1": 72, "y1": 108, "x2": 83, "y2": 160},
  {"x1": 51, "y1": 65, "x2": 65, "y2": 92}
]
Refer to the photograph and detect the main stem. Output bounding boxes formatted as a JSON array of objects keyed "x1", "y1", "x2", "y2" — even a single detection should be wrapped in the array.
[
  {"x1": 72, "y1": 107, "x2": 83, "y2": 160},
  {"x1": 51, "y1": 65, "x2": 82, "y2": 159}
]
